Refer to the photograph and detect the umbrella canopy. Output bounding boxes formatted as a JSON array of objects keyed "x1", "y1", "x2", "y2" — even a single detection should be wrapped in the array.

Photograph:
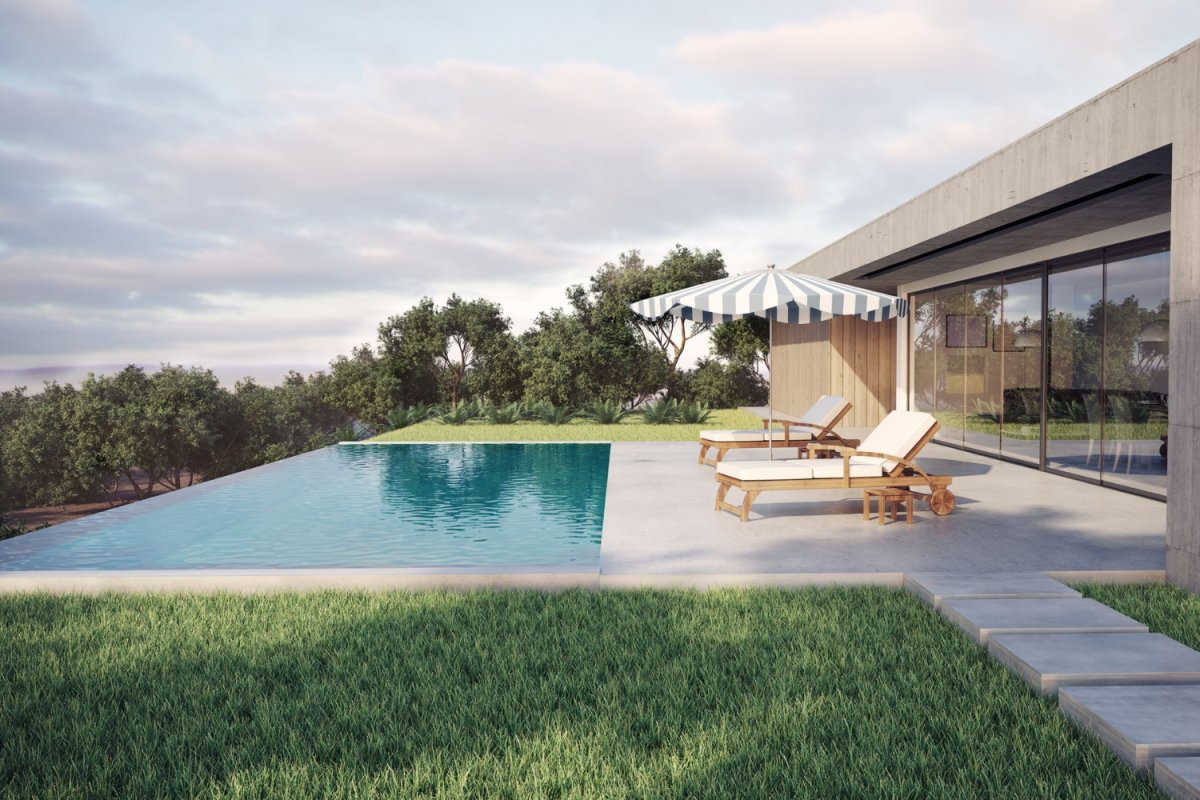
[
  {"x1": 630, "y1": 266, "x2": 906, "y2": 459},
  {"x1": 629, "y1": 267, "x2": 907, "y2": 325}
]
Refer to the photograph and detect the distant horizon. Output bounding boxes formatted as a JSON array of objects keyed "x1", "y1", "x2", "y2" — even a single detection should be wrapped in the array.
[{"x1": 0, "y1": 362, "x2": 329, "y2": 395}]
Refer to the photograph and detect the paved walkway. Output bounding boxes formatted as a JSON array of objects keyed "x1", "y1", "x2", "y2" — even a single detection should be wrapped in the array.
[
  {"x1": 905, "y1": 572, "x2": 1200, "y2": 797},
  {"x1": 600, "y1": 440, "x2": 1166, "y2": 576}
]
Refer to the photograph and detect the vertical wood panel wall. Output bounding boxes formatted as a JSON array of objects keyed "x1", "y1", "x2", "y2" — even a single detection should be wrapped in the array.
[{"x1": 771, "y1": 318, "x2": 897, "y2": 427}]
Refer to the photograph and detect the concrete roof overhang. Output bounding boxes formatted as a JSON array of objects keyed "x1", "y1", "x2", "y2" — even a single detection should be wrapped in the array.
[{"x1": 807, "y1": 145, "x2": 1172, "y2": 293}]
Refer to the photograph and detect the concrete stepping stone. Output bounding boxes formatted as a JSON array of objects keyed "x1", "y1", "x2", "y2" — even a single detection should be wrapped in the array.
[
  {"x1": 989, "y1": 632, "x2": 1200, "y2": 696},
  {"x1": 939, "y1": 598, "x2": 1148, "y2": 645},
  {"x1": 1058, "y1": 686, "x2": 1200, "y2": 773},
  {"x1": 1156, "y1": 757, "x2": 1200, "y2": 800},
  {"x1": 904, "y1": 572, "x2": 1080, "y2": 609}
]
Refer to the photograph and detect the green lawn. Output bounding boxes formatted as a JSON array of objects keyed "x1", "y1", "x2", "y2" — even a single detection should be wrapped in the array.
[
  {"x1": 0, "y1": 588, "x2": 1159, "y2": 799},
  {"x1": 1079, "y1": 582, "x2": 1200, "y2": 650},
  {"x1": 370, "y1": 408, "x2": 762, "y2": 442}
]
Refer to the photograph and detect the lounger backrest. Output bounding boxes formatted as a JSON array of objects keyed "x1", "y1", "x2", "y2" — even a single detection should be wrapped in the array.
[
  {"x1": 853, "y1": 410, "x2": 938, "y2": 473},
  {"x1": 802, "y1": 395, "x2": 850, "y2": 428}
]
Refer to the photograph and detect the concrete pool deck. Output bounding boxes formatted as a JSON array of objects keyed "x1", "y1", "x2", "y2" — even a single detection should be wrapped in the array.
[{"x1": 0, "y1": 438, "x2": 1166, "y2": 592}]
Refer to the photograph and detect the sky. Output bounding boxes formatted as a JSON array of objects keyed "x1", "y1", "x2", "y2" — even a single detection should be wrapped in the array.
[{"x1": 2, "y1": 0, "x2": 1199, "y2": 390}]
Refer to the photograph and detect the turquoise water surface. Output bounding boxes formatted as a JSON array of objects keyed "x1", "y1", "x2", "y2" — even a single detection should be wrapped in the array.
[{"x1": 0, "y1": 444, "x2": 610, "y2": 570}]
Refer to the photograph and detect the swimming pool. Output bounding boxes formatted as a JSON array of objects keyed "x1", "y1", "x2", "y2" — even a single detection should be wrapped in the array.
[{"x1": 0, "y1": 443, "x2": 610, "y2": 571}]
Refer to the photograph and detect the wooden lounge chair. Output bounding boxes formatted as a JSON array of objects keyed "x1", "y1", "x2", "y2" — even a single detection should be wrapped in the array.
[
  {"x1": 714, "y1": 410, "x2": 955, "y2": 522},
  {"x1": 697, "y1": 395, "x2": 854, "y2": 467}
]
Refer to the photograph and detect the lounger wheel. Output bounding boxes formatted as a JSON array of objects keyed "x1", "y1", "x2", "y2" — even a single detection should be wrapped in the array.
[{"x1": 928, "y1": 488, "x2": 955, "y2": 516}]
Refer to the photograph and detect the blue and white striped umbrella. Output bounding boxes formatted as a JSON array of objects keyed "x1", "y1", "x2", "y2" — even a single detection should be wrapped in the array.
[{"x1": 629, "y1": 267, "x2": 906, "y2": 324}]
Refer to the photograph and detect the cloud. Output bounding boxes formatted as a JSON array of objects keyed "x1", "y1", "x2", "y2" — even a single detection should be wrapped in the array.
[
  {"x1": 0, "y1": 0, "x2": 110, "y2": 70},
  {"x1": 4, "y1": 0, "x2": 1200, "y2": 385}
]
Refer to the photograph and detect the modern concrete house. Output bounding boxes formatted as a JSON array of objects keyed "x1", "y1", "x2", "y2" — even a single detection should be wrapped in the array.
[{"x1": 774, "y1": 39, "x2": 1199, "y2": 591}]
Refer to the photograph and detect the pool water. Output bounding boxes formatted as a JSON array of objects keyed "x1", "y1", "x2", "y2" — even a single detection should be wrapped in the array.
[{"x1": 0, "y1": 443, "x2": 611, "y2": 571}]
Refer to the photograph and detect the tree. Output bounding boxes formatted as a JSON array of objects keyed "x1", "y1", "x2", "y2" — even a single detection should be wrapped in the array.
[
  {"x1": 521, "y1": 285, "x2": 667, "y2": 407},
  {"x1": 674, "y1": 358, "x2": 769, "y2": 408},
  {"x1": 707, "y1": 316, "x2": 770, "y2": 398},
  {"x1": 147, "y1": 364, "x2": 233, "y2": 490},
  {"x1": 584, "y1": 245, "x2": 728, "y2": 393},
  {"x1": 377, "y1": 295, "x2": 523, "y2": 406},
  {"x1": 1, "y1": 382, "x2": 90, "y2": 508},
  {"x1": 0, "y1": 388, "x2": 31, "y2": 511},
  {"x1": 228, "y1": 373, "x2": 343, "y2": 470},
  {"x1": 437, "y1": 294, "x2": 519, "y2": 405},
  {"x1": 325, "y1": 345, "x2": 398, "y2": 425},
  {"x1": 377, "y1": 298, "x2": 444, "y2": 407}
]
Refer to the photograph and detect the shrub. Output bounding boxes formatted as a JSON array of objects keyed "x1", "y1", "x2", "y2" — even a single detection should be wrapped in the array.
[
  {"x1": 675, "y1": 400, "x2": 713, "y2": 424},
  {"x1": 486, "y1": 402, "x2": 527, "y2": 425},
  {"x1": 437, "y1": 400, "x2": 484, "y2": 426},
  {"x1": 532, "y1": 402, "x2": 577, "y2": 425},
  {"x1": 582, "y1": 399, "x2": 629, "y2": 425},
  {"x1": 640, "y1": 399, "x2": 679, "y2": 424},
  {"x1": 386, "y1": 403, "x2": 435, "y2": 430}
]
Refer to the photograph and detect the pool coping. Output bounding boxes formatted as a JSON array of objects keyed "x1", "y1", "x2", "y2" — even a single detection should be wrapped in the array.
[{"x1": 0, "y1": 569, "x2": 1164, "y2": 594}]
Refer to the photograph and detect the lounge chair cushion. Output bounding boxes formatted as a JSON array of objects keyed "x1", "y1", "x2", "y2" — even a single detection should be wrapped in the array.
[
  {"x1": 700, "y1": 429, "x2": 814, "y2": 443},
  {"x1": 716, "y1": 461, "x2": 814, "y2": 481},
  {"x1": 854, "y1": 410, "x2": 937, "y2": 472},
  {"x1": 808, "y1": 394, "x2": 851, "y2": 427},
  {"x1": 801, "y1": 460, "x2": 886, "y2": 479}
]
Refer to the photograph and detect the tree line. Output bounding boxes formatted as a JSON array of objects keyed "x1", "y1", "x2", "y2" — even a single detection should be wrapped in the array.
[{"x1": 0, "y1": 246, "x2": 768, "y2": 514}]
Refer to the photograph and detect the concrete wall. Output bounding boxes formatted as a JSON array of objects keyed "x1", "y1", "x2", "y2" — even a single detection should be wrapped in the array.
[{"x1": 778, "y1": 40, "x2": 1200, "y2": 592}]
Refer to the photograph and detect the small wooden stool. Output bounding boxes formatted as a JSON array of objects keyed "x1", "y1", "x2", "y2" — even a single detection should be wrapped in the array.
[{"x1": 862, "y1": 487, "x2": 915, "y2": 526}]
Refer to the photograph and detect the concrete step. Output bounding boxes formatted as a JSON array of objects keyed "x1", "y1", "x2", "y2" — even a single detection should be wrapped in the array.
[
  {"x1": 988, "y1": 632, "x2": 1200, "y2": 696},
  {"x1": 939, "y1": 597, "x2": 1148, "y2": 645},
  {"x1": 904, "y1": 572, "x2": 1081, "y2": 609},
  {"x1": 1058, "y1": 686, "x2": 1200, "y2": 773},
  {"x1": 1156, "y1": 757, "x2": 1200, "y2": 800}
]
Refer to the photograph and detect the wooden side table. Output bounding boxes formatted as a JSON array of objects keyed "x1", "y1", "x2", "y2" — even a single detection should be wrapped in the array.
[{"x1": 863, "y1": 487, "x2": 915, "y2": 526}]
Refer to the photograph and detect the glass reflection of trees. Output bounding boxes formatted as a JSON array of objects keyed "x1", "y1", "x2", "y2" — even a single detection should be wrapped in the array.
[
  {"x1": 376, "y1": 444, "x2": 609, "y2": 536},
  {"x1": 910, "y1": 243, "x2": 1168, "y2": 495}
]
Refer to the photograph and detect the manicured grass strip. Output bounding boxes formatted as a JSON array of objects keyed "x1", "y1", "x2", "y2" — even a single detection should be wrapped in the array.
[
  {"x1": 370, "y1": 408, "x2": 762, "y2": 442},
  {"x1": 0, "y1": 589, "x2": 1158, "y2": 799},
  {"x1": 1078, "y1": 582, "x2": 1200, "y2": 652}
]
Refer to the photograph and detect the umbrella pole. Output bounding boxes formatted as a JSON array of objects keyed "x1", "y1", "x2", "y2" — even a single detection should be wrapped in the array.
[{"x1": 768, "y1": 318, "x2": 774, "y2": 460}]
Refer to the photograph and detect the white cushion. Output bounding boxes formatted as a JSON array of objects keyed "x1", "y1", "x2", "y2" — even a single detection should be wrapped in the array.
[
  {"x1": 701, "y1": 428, "x2": 814, "y2": 443},
  {"x1": 716, "y1": 461, "x2": 814, "y2": 481},
  {"x1": 857, "y1": 411, "x2": 936, "y2": 471},
  {"x1": 805, "y1": 460, "x2": 886, "y2": 479},
  {"x1": 804, "y1": 395, "x2": 850, "y2": 428},
  {"x1": 701, "y1": 429, "x2": 767, "y2": 442}
]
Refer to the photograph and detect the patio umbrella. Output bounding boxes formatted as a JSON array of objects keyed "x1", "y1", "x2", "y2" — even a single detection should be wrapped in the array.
[{"x1": 629, "y1": 266, "x2": 907, "y2": 456}]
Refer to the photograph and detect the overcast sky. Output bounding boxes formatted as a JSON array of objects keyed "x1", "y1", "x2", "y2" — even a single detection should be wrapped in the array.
[{"x1": 3, "y1": 0, "x2": 1199, "y2": 390}]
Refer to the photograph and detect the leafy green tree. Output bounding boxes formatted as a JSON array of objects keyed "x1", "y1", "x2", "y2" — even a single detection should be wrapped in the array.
[
  {"x1": 325, "y1": 345, "x2": 399, "y2": 425},
  {"x1": 520, "y1": 288, "x2": 667, "y2": 407},
  {"x1": 227, "y1": 373, "x2": 343, "y2": 470},
  {"x1": 674, "y1": 358, "x2": 768, "y2": 408},
  {"x1": 148, "y1": 365, "x2": 235, "y2": 490},
  {"x1": 437, "y1": 295, "x2": 521, "y2": 404},
  {"x1": 593, "y1": 246, "x2": 727, "y2": 370},
  {"x1": 0, "y1": 388, "x2": 31, "y2": 511},
  {"x1": 710, "y1": 317, "x2": 770, "y2": 378},
  {"x1": 1, "y1": 382, "x2": 89, "y2": 508},
  {"x1": 377, "y1": 298, "x2": 444, "y2": 407}
]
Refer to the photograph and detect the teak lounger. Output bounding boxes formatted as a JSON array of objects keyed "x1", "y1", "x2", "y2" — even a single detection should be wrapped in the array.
[
  {"x1": 714, "y1": 410, "x2": 955, "y2": 522},
  {"x1": 697, "y1": 395, "x2": 854, "y2": 467}
]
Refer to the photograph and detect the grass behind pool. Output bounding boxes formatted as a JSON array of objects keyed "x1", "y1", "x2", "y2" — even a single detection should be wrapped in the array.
[
  {"x1": 369, "y1": 408, "x2": 763, "y2": 442},
  {"x1": 0, "y1": 589, "x2": 1159, "y2": 799}
]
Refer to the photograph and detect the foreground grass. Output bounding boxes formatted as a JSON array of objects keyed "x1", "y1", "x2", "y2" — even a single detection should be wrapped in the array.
[
  {"x1": 370, "y1": 408, "x2": 762, "y2": 442},
  {"x1": 0, "y1": 589, "x2": 1158, "y2": 799},
  {"x1": 1080, "y1": 581, "x2": 1200, "y2": 651}
]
